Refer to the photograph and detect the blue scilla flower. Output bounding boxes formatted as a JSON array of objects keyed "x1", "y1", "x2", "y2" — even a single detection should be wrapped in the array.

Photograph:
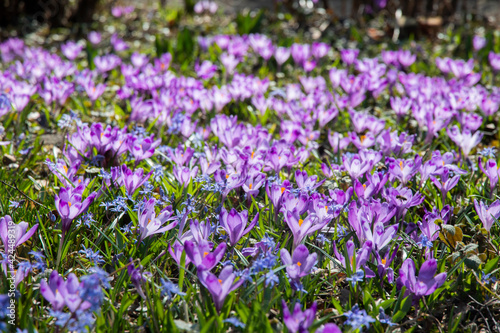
[
  {"x1": 346, "y1": 270, "x2": 365, "y2": 286},
  {"x1": 224, "y1": 317, "x2": 245, "y2": 328},
  {"x1": 344, "y1": 304, "x2": 375, "y2": 332},
  {"x1": 160, "y1": 278, "x2": 186, "y2": 300},
  {"x1": 264, "y1": 271, "x2": 279, "y2": 287},
  {"x1": 378, "y1": 307, "x2": 395, "y2": 326}
]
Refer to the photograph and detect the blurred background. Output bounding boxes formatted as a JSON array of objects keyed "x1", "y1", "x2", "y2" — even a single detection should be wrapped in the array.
[{"x1": 1, "y1": 0, "x2": 499, "y2": 45}]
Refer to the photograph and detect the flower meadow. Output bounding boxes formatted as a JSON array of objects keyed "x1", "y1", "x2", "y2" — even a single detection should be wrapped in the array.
[{"x1": 1, "y1": 5, "x2": 500, "y2": 333}]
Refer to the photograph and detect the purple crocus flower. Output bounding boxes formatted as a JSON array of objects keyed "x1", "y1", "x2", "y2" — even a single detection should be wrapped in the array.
[
  {"x1": 0, "y1": 215, "x2": 38, "y2": 253},
  {"x1": 284, "y1": 212, "x2": 329, "y2": 248},
  {"x1": 119, "y1": 164, "x2": 152, "y2": 195},
  {"x1": 198, "y1": 265, "x2": 245, "y2": 312},
  {"x1": 127, "y1": 260, "x2": 151, "y2": 299},
  {"x1": 295, "y1": 169, "x2": 325, "y2": 192},
  {"x1": 390, "y1": 96, "x2": 412, "y2": 120},
  {"x1": 340, "y1": 49, "x2": 359, "y2": 66},
  {"x1": 280, "y1": 244, "x2": 317, "y2": 283},
  {"x1": 474, "y1": 199, "x2": 500, "y2": 232},
  {"x1": 398, "y1": 50, "x2": 416, "y2": 67},
  {"x1": 333, "y1": 240, "x2": 375, "y2": 278},
  {"x1": 397, "y1": 258, "x2": 447, "y2": 299},
  {"x1": 446, "y1": 125, "x2": 482, "y2": 160},
  {"x1": 242, "y1": 173, "x2": 266, "y2": 198},
  {"x1": 219, "y1": 207, "x2": 258, "y2": 246},
  {"x1": 478, "y1": 158, "x2": 499, "y2": 195},
  {"x1": 111, "y1": 34, "x2": 129, "y2": 52},
  {"x1": 387, "y1": 155, "x2": 422, "y2": 185},
  {"x1": 40, "y1": 271, "x2": 91, "y2": 312},
  {"x1": 343, "y1": 154, "x2": 373, "y2": 180},
  {"x1": 274, "y1": 47, "x2": 290, "y2": 66},
  {"x1": 419, "y1": 206, "x2": 450, "y2": 241},
  {"x1": 359, "y1": 220, "x2": 398, "y2": 252},
  {"x1": 88, "y1": 31, "x2": 102, "y2": 45},
  {"x1": 265, "y1": 180, "x2": 291, "y2": 212},
  {"x1": 354, "y1": 171, "x2": 388, "y2": 200},
  {"x1": 137, "y1": 198, "x2": 177, "y2": 243},
  {"x1": 282, "y1": 300, "x2": 317, "y2": 333},
  {"x1": 195, "y1": 60, "x2": 217, "y2": 80},
  {"x1": 328, "y1": 131, "x2": 350, "y2": 153},
  {"x1": 168, "y1": 145, "x2": 195, "y2": 166},
  {"x1": 220, "y1": 53, "x2": 239, "y2": 75},
  {"x1": 291, "y1": 43, "x2": 311, "y2": 66},
  {"x1": 312, "y1": 42, "x2": 330, "y2": 59},
  {"x1": 61, "y1": 41, "x2": 83, "y2": 60},
  {"x1": 430, "y1": 169, "x2": 460, "y2": 203},
  {"x1": 375, "y1": 245, "x2": 398, "y2": 284},
  {"x1": 473, "y1": 36, "x2": 486, "y2": 51},
  {"x1": 83, "y1": 82, "x2": 106, "y2": 102},
  {"x1": 94, "y1": 54, "x2": 122, "y2": 73},
  {"x1": 128, "y1": 134, "x2": 161, "y2": 162},
  {"x1": 317, "y1": 324, "x2": 342, "y2": 333},
  {"x1": 385, "y1": 186, "x2": 424, "y2": 221},
  {"x1": 55, "y1": 185, "x2": 98, "y2": 236},
  {"x1": 184, "y1": 240, "x2": 226, "y2": 271}
]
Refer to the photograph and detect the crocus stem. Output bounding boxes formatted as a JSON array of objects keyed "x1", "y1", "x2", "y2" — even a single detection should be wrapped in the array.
[{"x1": 56, "y1": 231, "x2": 66, "y2": 269}]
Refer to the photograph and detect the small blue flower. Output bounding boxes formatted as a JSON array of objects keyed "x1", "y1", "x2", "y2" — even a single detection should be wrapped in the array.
[
  {"x1": 223, "y1": 317, "x2": 245, "y2": 328},
  {"x1": 346, "y1": 270, "x2": 365, "y2": 285},
  {"x1": 79, "y1": 245, "x2": 104, "y2": 264},
  {"x1": 479, "y1": 271, "x2": 497, "y2": 285},
  {"x1": 264, "y1": 271, "x2": 279, "y2": 287},
  {"x1": 344, "y1": 304, "x2": 375, "y2": 332},
  {"x1": 152, "y1": 164, "x2": 164, "y2": 182},
  {"x1": 316, "y1": 233, "x2": 331, "y2": 245},
  {"x1": 120, "y1": 223, "x2": 134, "y2": 234},
  {"x1": 417, "y1": 235, "x2": 433, "y2": 249},
  {"x1": 378, "y1": 307, "x2": 395, "y2": 326},
  {"x1": 99, "y1": 169, "x2": 112, "y2": 179},
  {"x1": 8, "y1": 200, "x2": 20, "y2": 209},
  {"x1": 160, "y1": 278, "x2": 186, "y2": 300},
  {"x1": 479, "y1": 147, "x2": 497, "y2": 158}
]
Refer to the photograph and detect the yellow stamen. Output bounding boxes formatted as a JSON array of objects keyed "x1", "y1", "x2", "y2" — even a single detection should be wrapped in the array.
[
  {"x1": 68, "y1": 202, "x2": 71, "y2": 207},
  {"x1": 298, "y1": 219, "x2": 304, "y2": 227},
  {"x1": 381, "y1": 258, "x2": 386, "y2": 265},
  {"x1": 148, "y1": 219, "x2": 151, "y2": 225},
  {"x1": 63, "y1": 165, "x2": 68, "y2": 173},
  {"x1": 218, "y1": 279, "x2": 222, "y2": 284},
  {"x1": 297, "y1": 262, "x2": 302, "y2": 267},
  {"x1": 251, "y1": 151, "x2": 255, "y2": 159},
  {"x1": 249, "y1": 183, "x2": 253, "y2": 189},
  {"x1": 281, "y1": 187, "x2": 285, "y2": 193},
  {"x1": 363, "y1": 184, "x2": 366, "y2": 189},
  {"x1": 399, "y1": 161, "x2": 403, "y2": 171},
  {"x1": 203, "y1": 252, "x2": 209, "y2": 257},
  {"x1": 226, "y1": 174, "x2": 229, "y2": 179},
  {"x1": 360, "y1": 135, "x2": 366, "y2": 143},
  {"x1": 325, "y1": 206, "x2": 328, "y2": 212},
  {"x1": 78, "y1": 179, "x2": 81, "y2": 183}
]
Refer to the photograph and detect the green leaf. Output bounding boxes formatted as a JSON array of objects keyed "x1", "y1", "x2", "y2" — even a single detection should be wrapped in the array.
[
  {"x1": 392, "y1": 294, "x2": 412, "y2": 323},
  {"x1": 484, "y1": 256, "x2": 499, "y2": 274},
  {"x1": 464, "y1": 255, "x2": 482, "y2": 270}
]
